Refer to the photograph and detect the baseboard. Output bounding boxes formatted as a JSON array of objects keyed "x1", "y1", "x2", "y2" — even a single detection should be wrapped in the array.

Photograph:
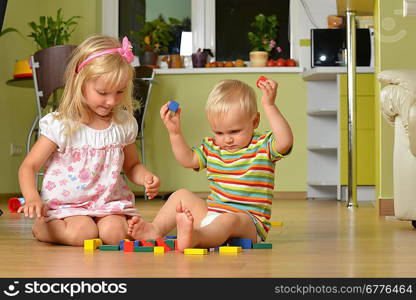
[
  {"x1": 2, "y1": 191, "x2": 307, "y2": 202},
  {"x1": 274, "y1": 191, "x2": 307, "y2": 200},
  {"x1": 379, "y1": 198, "x2": 394, "y2": 216}
]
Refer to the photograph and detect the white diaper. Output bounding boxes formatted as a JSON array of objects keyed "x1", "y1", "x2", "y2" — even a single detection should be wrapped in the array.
[
  {"x1": 200, "y1": 211, "x2": 222, "y2": 227},
  {"x1": 200, "y1": 211, "x2": 262, "y2": 243}
]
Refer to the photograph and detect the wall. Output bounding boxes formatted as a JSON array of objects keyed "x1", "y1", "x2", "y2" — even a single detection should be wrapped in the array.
[
  {"x1": 0, "y1": 0, "x2": 100, "y2": 194},
  {"x1": 374, "y1": 0, "x2": 416, "y2": 200},
  {"x1": 0, "y1": 1, "x2": 307, "y2": 195}
]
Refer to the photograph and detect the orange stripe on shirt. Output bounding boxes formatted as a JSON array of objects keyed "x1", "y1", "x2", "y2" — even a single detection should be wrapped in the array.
[
  {"x1": 210, "y1": 186, "x2": 273, "y2": 204},
  {"x1": 214, "y1": 178, "x2": 274, "y2": 189}
]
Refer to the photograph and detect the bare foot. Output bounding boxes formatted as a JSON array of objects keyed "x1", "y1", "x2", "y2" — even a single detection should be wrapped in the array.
[
  {"x1": 127, "y1": 216, "x2": 161, "y2": 240},
  {"x1": 176, "y1": 203, "x2": 196, "y2": 252}
]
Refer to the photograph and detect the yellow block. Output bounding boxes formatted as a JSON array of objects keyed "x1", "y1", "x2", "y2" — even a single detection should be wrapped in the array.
[
  {"x1": 93, "y1": 238, "x2": 102, "y2": 247},
  {"x1": 271, "y1": 221, "x2": 283, "y2": 226},
  {"x1": 184, "y1": 248, "x2": 208, "y2": 255},
  {"x1": 84, "y1": 239, "x2": 96, "y2": 250},
  {"x1": 219, "y1": 246, "x2": 242, "y2": 253},
  {"x1": 154, "y1": 246, "x2": 165, "y2": 254}
]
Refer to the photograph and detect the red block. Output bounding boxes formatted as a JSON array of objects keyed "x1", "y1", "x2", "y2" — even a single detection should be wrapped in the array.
[
  {"x1": 124, "y1": 241, "x2": 134, "y2": 252},
  {"x1": 156, "y1": 239, "x2": 172, "y2": 251},
  {"x1": 139, "y1": 240, "x2": 155, "y2": 247}
]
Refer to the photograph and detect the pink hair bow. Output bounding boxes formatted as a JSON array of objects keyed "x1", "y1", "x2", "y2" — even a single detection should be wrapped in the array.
[
  {"x1": 76, "y1": 36, "x2": 134, "y2": 72},
  {"x1": 117, "y1": 37, "x2": 134, "y2": 63}
]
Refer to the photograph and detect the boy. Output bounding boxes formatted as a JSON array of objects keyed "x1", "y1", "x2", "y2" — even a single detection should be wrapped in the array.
[{"x1": 128, "y1": 78, "x2": 293, "y2": 251}]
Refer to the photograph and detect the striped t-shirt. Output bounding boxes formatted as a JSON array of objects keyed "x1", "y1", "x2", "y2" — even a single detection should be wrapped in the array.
[{"x1": 192, "y1": 131, "x2": 289, "y2": 240}]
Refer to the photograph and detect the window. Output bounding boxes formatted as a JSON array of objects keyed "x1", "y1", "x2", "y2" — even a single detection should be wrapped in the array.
[
  {"x1": 215, "y1": 0, "x2": 290, "y2": 61},
  {"x1": 105, "y1": 0, "x2": 290, "y2": 61}
]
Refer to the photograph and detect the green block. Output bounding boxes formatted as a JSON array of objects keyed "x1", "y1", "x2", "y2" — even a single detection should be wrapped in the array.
[
  {"x1": 165, "y1": 239, "x2": 175, "y2": 249},
  {"x1": 253, "y1": 243, "x2": 272, "y2": 249},
  {"x1": 134, "y1": 246, "x2": 154, "y2": 252},
  {"x1": 99, "y1": 245, "x2": 119, "y2": 251}
]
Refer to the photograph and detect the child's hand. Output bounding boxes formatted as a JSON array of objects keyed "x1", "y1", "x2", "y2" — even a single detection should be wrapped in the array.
[
  {"x1": 160, "y1": 102, "x2": 182, "y2": 136},
  {"x1": 144, "y1": 174, "x2": 160, "y2": 199},
  {"x1": 17, "y1": 198, "x2": 46, "y2": 219},
  {"x1": 257, "y1": 77, "x2": 278, "y2": 107}
]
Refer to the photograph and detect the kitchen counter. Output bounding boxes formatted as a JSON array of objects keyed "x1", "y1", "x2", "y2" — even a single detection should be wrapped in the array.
[
  {"x1": 154, "y1": 66, "x2": 304, "y2": 75},
  {"x1": 302, "y1": 66, "x2": 374, "y2": 81}
]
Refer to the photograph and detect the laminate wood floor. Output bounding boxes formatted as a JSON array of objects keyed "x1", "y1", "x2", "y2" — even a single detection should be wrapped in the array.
[{"x1": 1, "y1": 198, "x2": 415, "y2": 278}]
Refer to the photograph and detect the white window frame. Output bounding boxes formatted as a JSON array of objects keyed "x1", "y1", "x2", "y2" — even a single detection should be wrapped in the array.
[
  {"x1": 101, "y1": 0, "x2": 119, "y2": 37},
  {"x1": 102, "y1": 0, "x2": 297, "y2": 60},
  {"x1": 191, "y1": 0, "x2": 215, "y2": 55},
  {"x1": 191, "y1": 0, "x2": 295, "y2": 60}
]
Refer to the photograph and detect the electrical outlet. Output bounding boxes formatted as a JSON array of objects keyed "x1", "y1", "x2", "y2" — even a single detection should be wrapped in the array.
[{"x1": 10, "y1": 144, "x2": 23, "y2": 156}]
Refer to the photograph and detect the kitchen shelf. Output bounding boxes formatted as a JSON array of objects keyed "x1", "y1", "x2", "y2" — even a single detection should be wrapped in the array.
[
  {"x1": 307, "y1": 181, "x2": 338, "y2": 186},
  {"x1": 307, "y1": 109, "x2": 337, "y2": 116},
  {"x1": 6, "y1": 77, "x2": 33, "y2": 88},
  {"x1": 307, "y1": 145, "x2": 338, "y2": 150}
]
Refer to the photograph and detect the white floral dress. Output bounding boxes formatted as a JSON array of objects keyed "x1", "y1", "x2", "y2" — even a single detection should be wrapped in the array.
[{"x1": 39, "y1": 111, "x2": 139, "y2": 222}]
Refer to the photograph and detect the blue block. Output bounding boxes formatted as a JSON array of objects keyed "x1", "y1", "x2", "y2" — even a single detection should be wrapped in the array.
[
  {"x1": 230, "y1": 238, "x2": 252, "y2": 249},
  {"x1": 119, "y1": 240, "x2": 132, "y2": 251},
  {"x1": 134, "y1": 240, "x2": 140, "y2": 247},
  {"x1": 168, "y1": 100, "x2": 179, "y2": 112},
  {"x1": 165, "y1": 235, "x2": 177, "y2": 239}
]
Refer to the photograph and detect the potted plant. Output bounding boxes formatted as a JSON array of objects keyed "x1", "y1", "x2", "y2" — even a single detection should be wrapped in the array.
[
  {"x1": 27, "y1": 8, "x2": 80, "y2": 109},
  {"x1": 27, "y1": 8, "x2": 81, "y2": 49},
  {"x1": 132, "y1": 15, "x2": 176, "y2": 67},
  {"x1": 247, "y1": 14, "x2": 279, "y2": 67}
]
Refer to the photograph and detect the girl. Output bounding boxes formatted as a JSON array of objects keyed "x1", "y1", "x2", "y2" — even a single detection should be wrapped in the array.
[{"x1": 18, "y1": 35, "x2": 160, "y2": 246}]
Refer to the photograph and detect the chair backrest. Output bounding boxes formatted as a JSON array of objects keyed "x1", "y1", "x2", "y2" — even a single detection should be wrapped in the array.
[
  {"x1": 32, "y1": 45, "x2": 76, "y2": 108},
  {"x1": 133, "y1": 66, "x2": 155, "y2": 131}
]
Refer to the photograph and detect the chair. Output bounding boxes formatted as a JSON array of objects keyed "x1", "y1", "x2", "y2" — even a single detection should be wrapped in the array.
[
  {"x1": 133, "y1": 66, "x2": 155, "y2": 166},
  {"x1": 29, "y1": 45, "x2": 76, "y2": 183},
  {"x1": 378, "y1": 69, "x2": 416, "y2": 227}
]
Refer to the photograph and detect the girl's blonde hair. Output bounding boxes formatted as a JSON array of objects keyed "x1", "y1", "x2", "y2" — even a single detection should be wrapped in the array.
[
  {"x1": 206, "y1": 80, "x2": 257, "y2": 122},
  {"x1": 57, "y1": 35, "x2": 135, "y2": 135}
]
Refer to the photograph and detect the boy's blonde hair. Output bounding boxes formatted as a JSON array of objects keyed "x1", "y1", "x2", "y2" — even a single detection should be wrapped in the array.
[
  {"x1": 57, "y1": 35, "x2": 135, "y2": 135},
  {"x1": 206, "y1": 80, "x2": 257, "y2": 122}
]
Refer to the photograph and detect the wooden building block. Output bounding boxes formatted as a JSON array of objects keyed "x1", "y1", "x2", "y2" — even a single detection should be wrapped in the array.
[
  {"x1": 219, "y1": 246, "x2": 242, "y2": 253},
  {"x1": 271, "y1": 221, "x2": 283, "y2": 226},
  {"x1": 134, "y1": 246, "x2": 154, "y2": 252},
  {"x1": 168, "y1": 100, "x2": 179, "y2": 112},
  {"x1": 140, "y1": 239, "x2": 156, "y2": 246},
  {"x1": 154, "y1": 246, "x2": 165, "y2": 254},
  {"x1": 93, "y1": 238, "x2": 102, "y2": 247},
  {"x1": 165, "y1": 239, "x2": 175, "y2": 250},
  {"x1": 184, "y1": 248, "x2": 208, "y2": 255},
  {"x1": 230, "y1": 238, "x2": 252, "y2": 249},
  {"x1": 99, "y1": 245, "x2": 119, "y2": 251},
  {"x1": 119, "y1": 239, "x2": 131, "y2": 250},
  {"x1": 156, "y1": 239, "x2": 173, "y2": 251},
  {"x1": 84, "y1": 239, "x2": 96, "y2": 250},
  {"x1": 253, "y1": 243, "x2": 272, "y2": 249},
  {"x1": 124, "y1": 241, "x2": 134, "y2": 252}
]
